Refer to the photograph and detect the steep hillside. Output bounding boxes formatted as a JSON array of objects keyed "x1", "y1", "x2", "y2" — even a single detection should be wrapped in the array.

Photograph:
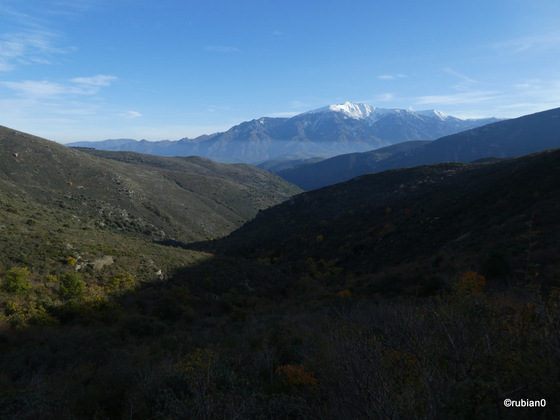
[
  {"x1": 279, "y1": 107, "x2": 560, "y2": 190},
  {"x1": 0, "y1": 126, "x2": 300, "y2": 244}
]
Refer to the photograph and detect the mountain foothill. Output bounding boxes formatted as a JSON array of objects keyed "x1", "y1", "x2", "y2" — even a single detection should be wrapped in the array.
[{"x1": 0, "y1": 104, "x2": 559, "y2": 419}]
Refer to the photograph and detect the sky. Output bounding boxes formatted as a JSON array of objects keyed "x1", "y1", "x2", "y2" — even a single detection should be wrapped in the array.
[{"x1": 1, "y1": 0, "x2": 559, "y2": 143}]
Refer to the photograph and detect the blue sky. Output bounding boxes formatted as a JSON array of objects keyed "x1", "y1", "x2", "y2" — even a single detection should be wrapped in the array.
[{"x1": 1, "y1": 0, "x2": 559, "y2": 143}]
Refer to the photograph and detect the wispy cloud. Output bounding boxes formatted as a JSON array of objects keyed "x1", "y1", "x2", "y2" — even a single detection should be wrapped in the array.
[
  {"x1": 0, "y1": 29, "x2": 71, "y2": 71},
  {"x1": 0, "y1": 2, "x2": 80, "y2": 71},
  {"x1": 416, "y1": 90, "x2": 498, "y2": 106},
  {"x1": 494, "y1": 31, "x2": 560, "y2": 54},
  {"x1": 444, "y1": 68, "x2": 478, "y2": 92},
  {"x1": 378, "y1": 74, "x2": 406, "y2": 80},
  {"x1": 1, "y1": 75, "x2": 117, "y2": 99},
  {"x1": 290, "y1": 100, "x2": 309, "y2": 109},
  {"x1": 72, "y1": 75, "x2": 118, "y2": 87},
  {"x1": 2, "y1": 80, "x2": 71, "y2": 97},
  {"x1": 374, "y1": 93, "x2": 396, "y2": 102},
  {"x1": 119, "y1": 110, "x2": 142, "y2": 119},
  {"x1": 43, "y1": 0, "x2": 99, "y2": 18},
  {"x1": 204, "y1": 45, "x2": 241, "y2": 53}
]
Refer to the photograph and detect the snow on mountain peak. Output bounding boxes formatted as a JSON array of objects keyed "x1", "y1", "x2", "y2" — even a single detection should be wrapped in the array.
[
  {"x1": 306, "y1": 102, "x2": 452, "y2": 122},
  {"x1": 307, "y1": 102, "x2": 390, "y2": 120},
  {"x1": 328, "y1": 102, "x2": 374, "y2": 119},
  {"x1": 415, "y1": 109, "x2": 450, "y2": 120}
]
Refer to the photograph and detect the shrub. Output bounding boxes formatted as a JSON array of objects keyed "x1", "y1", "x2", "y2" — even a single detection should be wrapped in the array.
[
  {"x1": 2, "y1": 267, "x2": 32, "y2": 293},
  {"x1": 59, "y1": 272, "x2": 86, "y2": 299},
  {"x1": 107, "y1": 272, "x2": 135, "y2": 294}
]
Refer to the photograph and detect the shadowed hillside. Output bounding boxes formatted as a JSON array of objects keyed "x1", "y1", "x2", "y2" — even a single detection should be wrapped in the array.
[{"x1": 217, "y1": 148, "x2": 560, "y2": 294}]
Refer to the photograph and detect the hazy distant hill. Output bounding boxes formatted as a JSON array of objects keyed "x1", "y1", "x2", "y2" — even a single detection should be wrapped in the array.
[
  {"x1": 67, "y1": 102, "x2": 499, "y2": 163},
  {"x1": 0, "y1": 125, "x2": 300, "y2": 243},
  {"x1": 276, "y1": 140, "x2": 429, "y2": 190},
  {"x1": 278, "y1": 107, "x2": 560, "y2": 190}
]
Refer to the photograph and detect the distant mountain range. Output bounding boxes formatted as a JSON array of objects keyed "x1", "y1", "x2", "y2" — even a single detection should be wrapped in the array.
[
  {"x1": 67, "y1": 102, "x2": 500, "y2": 163},
  {"x1": 276, "y1": 107, "x2": 560, "y2": 190}
]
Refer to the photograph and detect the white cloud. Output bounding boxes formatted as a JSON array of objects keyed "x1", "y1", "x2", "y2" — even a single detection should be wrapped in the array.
[
  {"x1": 378, "y1": 74, "x2": 406, "y2": 80},
  {"x1": 2, "y1": 74, "x2": 117, "y2": 99},
  {"x1": 0, "y1": 2, "x2": 75, "y2": 72},
  {"x1": 443, "y1": 68, "x2": 478, "y2": 92},
  {"x1": 416, "y1": 90, "x2": 498, "y2": 106},
  {"x1": 204, "y1": 45, "x2": 241, "y2": 53},
  {"x1": 494, "y1": 31, "x2": 560, "y2": 54},
  {"x1": 0, "y1": 30, "x2": 70, "y2": 71},
  {"x1": 119, "y1": 111, "x2": 142, "y2": 119},
  {"x1": 72, "y1": 75, "x2": 118, "y2": 87},
  {"x1": 2, "y1": 80, "x2": 71, "y2": 97},
  {"x1": 374, "y1": 93, "x2": 395, "y2": 102},
  {"x1": 0, "y1": 61, "x2": 14, "y2": 71}
]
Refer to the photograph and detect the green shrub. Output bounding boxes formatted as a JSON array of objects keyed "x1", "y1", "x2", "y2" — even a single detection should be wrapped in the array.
[
  {"x1": 107, "y1": 272, "x2": 135, "y2": 294},
  {"x1": 59, "y1": 272, "x2": 85, "y2": 299},
  {"x1": 2, "y1": 267, "x2": 32, "y2": 293}
]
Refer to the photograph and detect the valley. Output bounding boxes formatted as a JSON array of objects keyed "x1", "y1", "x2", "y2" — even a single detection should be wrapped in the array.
[{"x1": 0, "y1": 108, "x2": 559, "y2": 419}]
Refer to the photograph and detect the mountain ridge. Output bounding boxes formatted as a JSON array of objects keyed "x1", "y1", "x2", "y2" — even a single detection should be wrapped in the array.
[
  {"x1": 66, "y1": 102, "x2": 500, "y2": 163},
  {"x1": 277, "y1": 107, "x2": 560, "y2": 190}
]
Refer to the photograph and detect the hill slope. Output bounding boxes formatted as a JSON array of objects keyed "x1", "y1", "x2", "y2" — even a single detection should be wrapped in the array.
[
  {"x1": 278, "y1": 107, "x2": 560, "y2": 190},
  {"x1": 0, "y1": 126, "x2": 300, "y2": 245},
  {"x1": 218, "y1": 147, "x2": 560, "y2": 293}
]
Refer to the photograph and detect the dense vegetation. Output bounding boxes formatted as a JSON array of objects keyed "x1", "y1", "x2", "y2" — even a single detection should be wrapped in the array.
[{"x1": 0, "y1": 125, "x2": 559, "y2": 418}]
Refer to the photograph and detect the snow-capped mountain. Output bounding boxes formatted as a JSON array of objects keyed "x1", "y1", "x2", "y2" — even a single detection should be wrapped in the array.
[
  {"x1": 307, "y1": 102, "x2": 425, "y2": 122},
  {"x1": 67, "y1": 102, "x2": 501, "y2": 163},
  {"x1": 305, "y1": 102, "x2": 384, "y2": 120},
  {"x1": 306, "y1": 102, "x2": 452, "y2": 123},
  {"x1": 278, "y1": 107, "x2": 560, "y2": 190}
]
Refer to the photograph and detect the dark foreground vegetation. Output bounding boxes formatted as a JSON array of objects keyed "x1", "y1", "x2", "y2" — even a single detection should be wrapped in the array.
[{"x1": 0, "y1": 126, "x2": 559, "y2": 418}]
